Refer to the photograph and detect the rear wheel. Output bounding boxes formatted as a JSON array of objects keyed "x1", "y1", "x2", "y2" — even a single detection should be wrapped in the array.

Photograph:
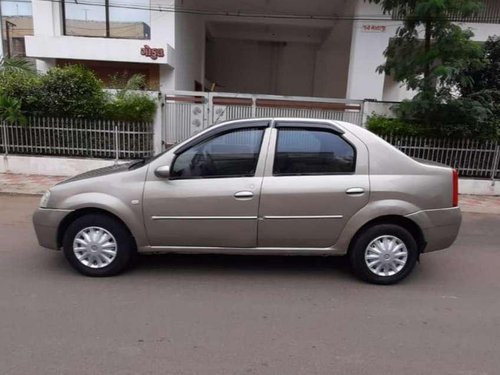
[
  {"x1": 62, "y1": 214, "x2": 135, "y2": 277},
  {"x1": 349, "y1": 224, "x2": 418, "y2": 285}
]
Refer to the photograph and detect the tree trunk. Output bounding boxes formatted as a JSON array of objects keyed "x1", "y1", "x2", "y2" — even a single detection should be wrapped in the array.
[
  {"x1": 423, "y1": 21, "x2": 432, "y2": 96},
  {"x1": 423, "y1": 21, "x2": 433, "y2": 125}
]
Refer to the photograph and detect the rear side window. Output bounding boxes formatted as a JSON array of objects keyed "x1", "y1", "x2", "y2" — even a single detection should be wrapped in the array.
[
  {"x1": 171, "y1": 128, "x2": 264, "y2": 179},
  {"x1": 273, "y1": 129, "x2": 355, "y2": 175}
]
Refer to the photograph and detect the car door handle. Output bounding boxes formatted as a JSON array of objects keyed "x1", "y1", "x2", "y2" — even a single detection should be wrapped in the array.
[
  {"x1": 234, "y1": 191, "x2": 254, "y2": 199},
  {"x1": 346, "y1": 187, "x2": 365, "y2": 195}
]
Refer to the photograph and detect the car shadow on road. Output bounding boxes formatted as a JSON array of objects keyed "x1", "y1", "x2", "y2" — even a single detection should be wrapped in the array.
[
  {"x1": 38, "y1": 247, "x2": 422, "y2": 285},
  {"x1": 132, "y1": 253, "x2": 355, "y2": 281},
  {"x1": 35, "y1": 246, "x2": 358, "y2": 282}
]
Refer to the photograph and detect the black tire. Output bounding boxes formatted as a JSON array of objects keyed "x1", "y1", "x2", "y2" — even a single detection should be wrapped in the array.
[
  {"x1": 349, "y1": 224, "x2": 418, "y2": 285},
  {"x1": 62, "y1": 214, "x2": 136, "y2": 277}
]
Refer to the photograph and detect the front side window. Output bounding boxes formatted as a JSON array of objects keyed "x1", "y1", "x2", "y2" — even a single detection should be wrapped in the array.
[
  {"x1": 171, "y1": 129, "x2": 265, "y2": 179},
  {"x1": 274, "y1": 128, "x2": 355, "y2": 175},
  {"x1": 63, "y1": 0, "x2": 150, "y2": 39}
]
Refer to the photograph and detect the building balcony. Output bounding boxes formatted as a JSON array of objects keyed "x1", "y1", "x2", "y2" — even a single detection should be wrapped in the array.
[{"x1": 25, "y1": 35, "x2": 174, "y2": 67}]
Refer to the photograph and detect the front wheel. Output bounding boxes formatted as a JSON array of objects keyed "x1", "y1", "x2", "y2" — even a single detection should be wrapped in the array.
[
  {"x1": 62, "y1": 214, "x2": 135, "y2": 277},
  {"x1": 349, "y1": 224, "x2": 418, "y2": 285}
]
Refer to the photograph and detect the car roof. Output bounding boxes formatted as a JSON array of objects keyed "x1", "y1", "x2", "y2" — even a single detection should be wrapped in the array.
[{"x1": 211, "y1": 117, "x2": 352, "y2": 132}]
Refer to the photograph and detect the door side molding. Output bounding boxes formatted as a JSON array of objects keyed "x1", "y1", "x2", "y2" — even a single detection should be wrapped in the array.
[
  {"x1": 262, "y1": 215, "x2": 343, "y2": 220},
  {"x1": 151, "y1": 216, "x2": 257, "y2": 221}
]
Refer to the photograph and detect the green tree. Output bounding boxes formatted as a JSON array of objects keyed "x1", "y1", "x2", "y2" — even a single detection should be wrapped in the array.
[
  {"x1": 367, "y1": 0, "x2": 484, "y2": 102},
  {"x1": 460, "y1": 35, "x2": 500, "y2": 95}
]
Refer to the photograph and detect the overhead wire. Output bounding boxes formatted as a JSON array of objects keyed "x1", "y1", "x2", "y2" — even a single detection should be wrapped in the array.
[{"x1": 4, "y1": 0, "x2": 496, "y2": 23}]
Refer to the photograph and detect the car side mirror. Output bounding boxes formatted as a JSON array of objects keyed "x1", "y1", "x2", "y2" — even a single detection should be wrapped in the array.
[{"x1": 154, "y1": 165, "x2": 171, "y2": 178}]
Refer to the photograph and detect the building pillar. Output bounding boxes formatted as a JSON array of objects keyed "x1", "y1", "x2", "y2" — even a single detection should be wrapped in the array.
[
  {"x1": 35, "y1": 58, "x2": 55, "y2": 73},
  {"x1": 32, "y1": 0, "x2": 61, "y2": 37},
  {"x1": 346, "y1": 0, "x2": 395, "y2": 100}
]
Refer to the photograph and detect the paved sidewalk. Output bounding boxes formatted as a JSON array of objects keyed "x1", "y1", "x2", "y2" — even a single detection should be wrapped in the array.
[
  {"x1": 0, "y1": 173, "x2": 499, "y2": 214},
  {"x1": 0, "y1": 173, "x2": 67, "y2": 195},
  {"x1": 459, "y1": 195, "x2": 500, "y2": 215}
]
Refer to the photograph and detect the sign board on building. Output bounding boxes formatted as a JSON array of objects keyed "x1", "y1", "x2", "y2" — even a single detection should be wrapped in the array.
[
  {"x1": 362, "y1": 24, "x2": 387, "y2": 33},
  {"x1": 141, "y1": 45, "x2": 165, "y2": 60}
]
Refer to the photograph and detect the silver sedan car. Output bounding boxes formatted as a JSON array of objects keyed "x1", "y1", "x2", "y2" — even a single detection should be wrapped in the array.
[{"x1": 33, "y1": 118, "x2": 461, "y2": 284}]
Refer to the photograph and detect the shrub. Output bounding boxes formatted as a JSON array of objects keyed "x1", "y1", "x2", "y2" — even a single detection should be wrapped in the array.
[
  {"x1": 105, "y1": 73, "x2": 156, "y2": 121},
  {"x1": 0, "y1": 71, "x2": 44, "y2": 114},
  {"x1": 0, "y1": 56, "x2": 35, "y2": 76},
  {"x1": 396, "y1": 96, "x2": 498, "y2": 139},
  {"x1": 368, "y1": 101, "x2": 499, "y2": 140},
  {"x1": 108, "y1": 73, "x2": 147, "y2": 91},
  {"x1": 105, "y1": 93, "x2": 157, "y2": 122},
  {"x1": 366, "y1": 115, "x2": 425, "y2": 137},
  {"x1": 0, "y1": 64, "x2": 157, "y2": 122},
  {"x1": 38, "y1": 65, "x2": 106, "y2": 118},
  {"x1": 0, "y1": 94, "x2": 27, "y2": 125}
]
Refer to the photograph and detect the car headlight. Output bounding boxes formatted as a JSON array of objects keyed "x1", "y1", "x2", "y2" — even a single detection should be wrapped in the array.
[{"x1": 40, "y1": 190, "x2": 51, "y2": 208}]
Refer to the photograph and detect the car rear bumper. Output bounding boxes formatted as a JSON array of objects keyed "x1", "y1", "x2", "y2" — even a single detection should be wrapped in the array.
[
  {"x1": 406, "y1": 207, "x2": 462, "y2": 253},
  {"x1": 33, "y1": 208, "x2": 73, "y2": 250}
]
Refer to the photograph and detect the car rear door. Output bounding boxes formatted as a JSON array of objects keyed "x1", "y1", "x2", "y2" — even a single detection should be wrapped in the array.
[
  {"x1": 257, "y1": 121, "x2": 369, "y2": 248},
  {"x1": 143, "y1": 121, "x2": 271, "y2": 248}
]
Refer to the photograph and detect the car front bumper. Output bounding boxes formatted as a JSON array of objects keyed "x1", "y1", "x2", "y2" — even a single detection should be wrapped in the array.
[
  {"x1": 33, "y1": 208, "x2": 74, "y2": 250},
  {"x1": 406, "y1": 206, "x2": 462, "y2": 253}
]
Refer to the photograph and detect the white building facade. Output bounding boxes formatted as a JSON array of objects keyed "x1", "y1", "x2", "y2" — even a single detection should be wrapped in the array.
[{"x1": 3, "y1": 0, "x2": 500, "y2": 101}]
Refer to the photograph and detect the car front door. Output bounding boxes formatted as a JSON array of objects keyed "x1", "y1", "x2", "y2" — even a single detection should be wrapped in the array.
[
  {"x1": 143, "y1": 122, "x2": 270, "y2": 248},
  {"x1": 257, "y1": 122, "x2": 369, "y2": 248}
]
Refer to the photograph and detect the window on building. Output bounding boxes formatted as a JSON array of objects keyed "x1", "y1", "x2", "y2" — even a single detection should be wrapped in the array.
[
  {"x1": 1, "y1": 0, "x2": 33, "y2": 57},
  {"x1": 63, "y1": 0, "x2": 151, "y2": 39},
  {"x1": 109, "y1": 0, "x2": 150, "y2": 39},
  {"x1": 64, "y1": 0, "x2": 107, "y2": 37},
  {"x1": 273, "y1": 128, "x2": 356, "y2": 175}
]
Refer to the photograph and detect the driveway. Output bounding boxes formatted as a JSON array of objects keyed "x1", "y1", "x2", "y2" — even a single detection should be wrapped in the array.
[{"x1": 1, "y1": 194, "x2": 499, "y2": 375}]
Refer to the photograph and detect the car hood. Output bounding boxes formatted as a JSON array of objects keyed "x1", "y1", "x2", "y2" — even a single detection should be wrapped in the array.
[{"x1": 57, "y1": 162, "x2": 133, "y2": 185}]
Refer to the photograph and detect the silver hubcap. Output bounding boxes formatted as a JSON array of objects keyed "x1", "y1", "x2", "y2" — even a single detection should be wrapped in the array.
[
  {"x1": 73, "y1": 227, "x2": 117, "y2": 269},
  {"x1": 365, "y1": 235, "x2": 408, "y2": 277}
]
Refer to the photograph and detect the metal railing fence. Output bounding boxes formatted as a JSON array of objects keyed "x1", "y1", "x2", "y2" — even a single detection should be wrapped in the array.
[
  {"x1": 382, "y1": 135, "x2": 500, "y2": 181},
  {"x1": 0, "y1": 117, "x2": 154, "y2": 160}
]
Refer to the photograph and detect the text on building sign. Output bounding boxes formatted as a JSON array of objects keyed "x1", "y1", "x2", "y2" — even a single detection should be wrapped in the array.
[
  {"x1": 141, "y1": 45, "x2": 165, "y2": 60},
  {"x1": 362, "y1": 24, "x2": 387, "y2": 33}
]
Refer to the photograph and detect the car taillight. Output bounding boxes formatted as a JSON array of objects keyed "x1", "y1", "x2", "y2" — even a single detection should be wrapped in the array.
[{"x1": 452, "y1": 169, "x2": 459, "y2": 207}]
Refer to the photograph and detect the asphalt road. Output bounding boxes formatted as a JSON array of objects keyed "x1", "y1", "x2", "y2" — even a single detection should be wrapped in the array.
[{"x1": 1, "y1": 194, "x2": 499, "y2": 375}]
